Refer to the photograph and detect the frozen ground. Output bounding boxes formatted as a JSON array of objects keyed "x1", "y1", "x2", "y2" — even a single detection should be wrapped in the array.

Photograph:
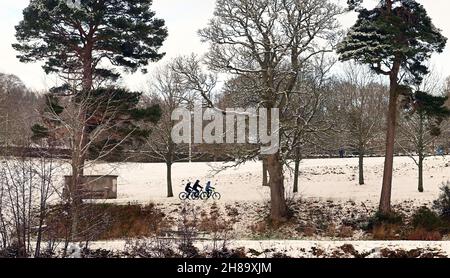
[
  {"x1": 5, "y1": 155, "x2": 448, "y2": 257},
  {"x1": 87, "y1": 239, "x2": 450, "y2": 258},
  {"x1": 81, "y1": 155, "x2": 450, "y2": 204}
]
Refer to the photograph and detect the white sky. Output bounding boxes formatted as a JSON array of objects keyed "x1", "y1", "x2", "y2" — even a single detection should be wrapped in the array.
[{"x1": 0, "y1": 0, "x2": 449, "y2": 91}]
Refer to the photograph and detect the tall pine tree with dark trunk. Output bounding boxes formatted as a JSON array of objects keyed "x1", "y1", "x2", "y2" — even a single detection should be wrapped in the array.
[
  {"x1": 13, "y1": 0, "x2": 167, "y2": 239},
  {"x1": 338, "y1": 0, "x2": 446, "y2": 214}
]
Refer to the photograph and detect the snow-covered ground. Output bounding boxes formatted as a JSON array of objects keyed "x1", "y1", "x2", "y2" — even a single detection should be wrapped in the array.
[
  {"x1": 81, "y1": 155, "x2": 450, "y2": 204},
  {"x1": 87, "y1": 239, "x2": 450, "y2": 258},
  {"x1": 4, "y1": 155, "x2": 449, "y2": 257}
]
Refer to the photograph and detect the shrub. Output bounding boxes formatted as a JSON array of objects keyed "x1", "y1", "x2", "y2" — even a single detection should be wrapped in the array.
[
  {"x1": 407, "y1": 228, "x2": 442, "y2": 241},
  {"x1": 372, "y1": 224, "x2": 400, "y2": 240},
  {"x1": 45, "y1": 203, "x2": 168, "y2": 241},
  {"x1": 367, "y1": 211, "x2": 403, "y2": 230},
  {"x1": 338, "y1": 226, "x2": 354, "y2": 238},
  {"x1": 411, "y1": 206, "x2": 443, "y2": 231},
  {"x1": 0, "y1": 243, "x2": 27, "y2": 258},
  {"x1": 433, "y1": 182, "x2": 450, "y2": 219},
  {"x1": 272, "y1": 252, "x2": 291, "y2": 258},
  {"x1": 124, "y1": 238, "x2": 178, "y2": 258},
  {"x1": 339, "y1": 244, "x2": 359, "y2": 257},
  {"x1": 178, "y1": 242, "x2": 200, "y2": 258},
  {"x1": 302, "y1": 225, "x2": 317, "y2": 237},
  {"x1": 81, "y1": 248, "x2": 121, "y2": 258},
  {"x1": 379, "y1": 248, "x2": 446, "y2": 258},
  {"x1": 210, "y1": 247, "x2": 247, "y2": 258}
]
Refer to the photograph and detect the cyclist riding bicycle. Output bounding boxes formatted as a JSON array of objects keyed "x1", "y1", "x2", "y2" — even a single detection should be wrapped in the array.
[
  {"x1": 192, "y1": 180, "x2": 203, "y2": 195},
  {"x1": 184, "y1": 181, "x2": 193, "y2": 195},
  {"x1": 205, "y1": 181, "x2": 215, "y2": 195}
]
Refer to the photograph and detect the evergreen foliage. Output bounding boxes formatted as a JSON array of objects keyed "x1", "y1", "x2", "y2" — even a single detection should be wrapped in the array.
[
  {"x1": 339, "y1": 0, "x2": 446, "y2": 85},
  {"x1": 13, "y1": 0, "x2": 168, "y2": 80}
]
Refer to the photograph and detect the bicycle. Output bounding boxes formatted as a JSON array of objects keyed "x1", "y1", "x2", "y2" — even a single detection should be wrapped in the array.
[
  {"x1": 179, "y1": 190, "x2": 202, "y2": 200},
  {"x1": 200, "y1": 188, "x2": 221, "y2": 200},
  {"x1": 179, "y1": 191, "x2": 190, "y2": 200}
]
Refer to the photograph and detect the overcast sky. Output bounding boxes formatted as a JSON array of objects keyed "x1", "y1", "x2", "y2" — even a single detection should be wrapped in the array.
[{"x1": 1, "y1": 0, "x2": 450, "y2": 91}]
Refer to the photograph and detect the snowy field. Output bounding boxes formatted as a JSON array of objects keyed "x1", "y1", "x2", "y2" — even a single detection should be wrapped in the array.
[
  {"x1": 87, "y1": 239, "x2": 450, "y2": 258},
  {"x1": 4, "y1": 155, "x2": 449, "y2": 257},
  {"x1": 81, "y1": 155, "x2": 450, "y2": 204}
]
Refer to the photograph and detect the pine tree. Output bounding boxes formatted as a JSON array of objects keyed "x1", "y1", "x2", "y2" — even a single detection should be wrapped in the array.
[
  {"x1": 13, "y1": 0, "x2": 167, "y2": 91},
  {"x1": 13, "y1": 0, "x2": 167, "y2": 239},
  {"x1": 13, "y1": 0, "x2": 167, "y2": 169},
  {"x1": 337, "y1": 0, "x2": 447, "y2": 214},
  {"x1": 32, "y1": 88, "x2": 162, "y2": 154}
]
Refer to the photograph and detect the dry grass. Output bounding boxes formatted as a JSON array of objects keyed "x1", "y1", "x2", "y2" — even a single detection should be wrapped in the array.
[
  {"x1": 407, "y1": 228, "x2": 443, "y2": 240},
  {"x1": 45, "y1": 203, "x2": 170, "y2": 241},
  {"x1": 338, "y1": 226, "x2": 354, "y2": 238},
  {"x1": 372, "y1": 224, "x2": 401, "y2": 240}
]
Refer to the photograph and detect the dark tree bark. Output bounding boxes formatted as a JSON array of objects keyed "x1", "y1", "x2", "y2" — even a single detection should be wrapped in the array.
[
  {"x1": 262, "y1": 158, "x2": 269, "y2": 187},
  {"x1": 293, "y1": 146, "x2": 301, "y2": 193},
  {"x1": 416, "y1": 111, "x2": 425, "y2": 193},
  {"x1": 267, "y1": 152, "x2": 288, "y2": 222},
  {"x1": 167, "y1": 162, "x2": 174, "y2": 198},
  {"x1": 379, "y1": 61, "x2": 401, "y2": 214},
  {"x1": 418, "y1": 155, "x2": 424, "y2": 193},
  {"x1": 358, "y1": 149, "x2": 365, "y2": 185}
]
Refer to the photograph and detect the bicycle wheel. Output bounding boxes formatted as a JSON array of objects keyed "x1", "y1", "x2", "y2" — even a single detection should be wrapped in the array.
[
  {"x1": 179, "y1": 192, "x2": 188, "y2": 200},
  {"x1": 190, "y1": 192, "x2": 200, "y2": 200},
  {"x1": 200, "y1": 192, "x2": 209, "y2": 200},
  {"x1": 212, "y1": 192, "x2": 221, "y2": 200}
]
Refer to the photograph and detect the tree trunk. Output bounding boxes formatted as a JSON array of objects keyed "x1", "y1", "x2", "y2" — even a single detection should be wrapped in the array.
[
  {"x1": 358, "y1": 150, "x2": 364, "y2": 185},
  {"x1": 417, "y1": 113, "x2": 425, "y2": 193},
  {"x1": 379, "y1": 63, "x2": 400, "y2": 214},
  {"x1": 167, "y1": 162, "x2": 174, "y2": 197},
  {"x1": 34, "y1": 207, "x2": 45, "y2": 258},
  {"x1": 262, "y1": 158, "x2": 269, "y2": 186},
  {"x1": 69, "y1": 48, "x2": 94, "y2": 241},
  {"x1": 418, "y1": 155, "x2": 424, "y2": 193},
  {"x1": 267, "y1": 152, "x2": 288, "y2": 222},
  {"x1": 0, "y1": 204, "x2": 7, "y2": 248},
  {"x1": 70, "y1": 121, "x2": 90, "y2": 242},
  {"x1": 70, "y1": 148, "x2": 81, "y2": 241},
  {"x1": 293, "y1": 146, "x2": 301, "y2": 193}
]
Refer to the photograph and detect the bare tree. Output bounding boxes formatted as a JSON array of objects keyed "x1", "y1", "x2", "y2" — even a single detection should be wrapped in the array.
[
  {"x1": 397, "y1": 71, "x2": 450, "y2": 192},
  {"x1": 334, "y1": 64, "x2": 387, "y2": 185},
  {"x1": 284, "y1": 54, "x2": 336, "y2": 193},
  {"x1": 0, "y1": 136, "x2": 59, "y2": 257},
  {"x1": 218, "y1": 74, "x2": 270, "y2": 187},
  {"x1": 145, "y1": 59, "x2": 198, "y2": 197},
  {"x1": 197, "y1": 0, "x2": 342, "y2": 221},
  {"x1": 0, "y1": 73, "x2": 40, "y2": 146},
  {"x1": 441, "y1": 77, "x2": 450, "y2": 152}
]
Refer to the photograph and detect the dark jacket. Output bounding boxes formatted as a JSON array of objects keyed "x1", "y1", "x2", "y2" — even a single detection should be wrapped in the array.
[
  {"x1": 193, "y1": 181, "x2": 203, "y2": 192},
  {"x1": 185, "y1": 182, "x2": 192, "y2": 192}
]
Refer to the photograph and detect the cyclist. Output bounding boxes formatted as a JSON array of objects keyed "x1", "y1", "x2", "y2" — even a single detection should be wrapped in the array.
[
  {"x1": 205, "y1": 181, "x2": 215, "y2": 196},
  {"x1": 184, "y1": 181, "x2": 193, "y2": 196},
  {"x1": 192, "y1": 180, "x2": 203, "y2": 195}
]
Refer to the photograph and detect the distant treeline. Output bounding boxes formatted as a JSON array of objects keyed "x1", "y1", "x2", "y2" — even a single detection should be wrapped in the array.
[
  {"x1": 0, "y1": 146, "x2": 71, "y2": 159},
  {"x1": 0, "y1": 146, "x2": 237, "y2": 163},
  {"x1": 3, "y1": 145, "x2": 442, "y2": 163}
]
